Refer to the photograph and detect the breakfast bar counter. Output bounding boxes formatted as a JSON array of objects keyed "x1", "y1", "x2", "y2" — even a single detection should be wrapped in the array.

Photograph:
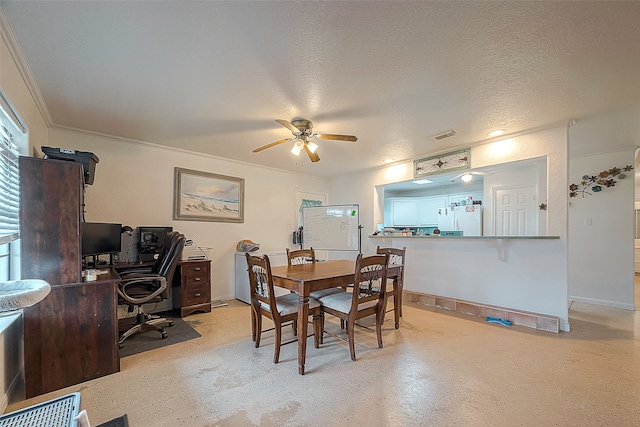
[{"x1": 369, "y1": 234, "x2": 568, "y2": 331}]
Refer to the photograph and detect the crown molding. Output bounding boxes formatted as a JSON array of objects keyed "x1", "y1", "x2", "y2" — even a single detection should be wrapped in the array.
[{"x1": 0, "y1": 7, "x2": 53, "y2": 126}]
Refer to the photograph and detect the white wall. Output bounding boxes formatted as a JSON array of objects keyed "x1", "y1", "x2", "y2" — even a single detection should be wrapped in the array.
[
  {"x1": 330, "y1": 125, "x2": 570, "y2": 329},
  {"x1": 332, "y1": 126, "x2": 569, "y2": 254},
  {"x1": 567, "y1": 106, "x2": 640, "y2": 309},
  {"x1": 48, "y1": 128, "x2": 329, "y2": 301},
  {"x1": 0, "y1": 314, "x2": 21, "y2": 413},
  {"x1": 570, "y1": 107, "x2": 640, "y2": 309},
  {"x1": 0, "y1": 19, "x2": 48, "y2": 151}
]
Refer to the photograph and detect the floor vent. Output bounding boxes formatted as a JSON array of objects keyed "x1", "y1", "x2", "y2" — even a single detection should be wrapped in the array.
[{"x1": 428, "y1": 129, "x2": 458, "y2": 141}]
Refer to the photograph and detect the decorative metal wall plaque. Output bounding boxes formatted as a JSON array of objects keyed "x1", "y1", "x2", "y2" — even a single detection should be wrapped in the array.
[{"x1": 414, "y1": 148, "x2": 471, "y2": 177}]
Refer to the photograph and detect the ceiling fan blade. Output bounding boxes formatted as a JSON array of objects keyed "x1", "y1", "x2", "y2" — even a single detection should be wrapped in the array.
[
  {"x1": 449, "y1": 173, "x2": 465, "y2": 182},
  {"x1": 304, "y1": 145, "x2": 320, "y2": 162},
  {"x1": 252, "y1": 138, "x2": 291, "y2": 153},
  {"x1": 315, "y1": 133, "x2": 358, "y2": 142},
  {"x1": 275, "y1": 119, "x2": 299, "y2": 133}
]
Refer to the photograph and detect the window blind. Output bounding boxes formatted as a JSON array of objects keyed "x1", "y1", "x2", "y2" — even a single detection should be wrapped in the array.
[
  {"x1": 0, "y1": 90, "x2": 25, "y2": 246},
  {"x1": 0, "y1": 121, "x2": 20, "y2": 245}
]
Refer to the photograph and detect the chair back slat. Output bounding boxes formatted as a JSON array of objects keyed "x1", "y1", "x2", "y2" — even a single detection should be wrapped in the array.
[
  {"x1": 353, "y1": 253, "x2": 388, "y2": 310},
  {"x1": 286, "y1": 248, "x2": 316, "y2": 265},
  {"x1": 376, "y1": 246, "x2": 406, "y2": 279},
  {"x1": 246, "y1": 253, "x2": 279, "y2": 317}
]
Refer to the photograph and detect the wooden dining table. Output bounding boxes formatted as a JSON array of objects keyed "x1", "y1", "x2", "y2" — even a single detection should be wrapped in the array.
[{"x1": 270, "y1": 259, "x2": 401, "y2": 375}]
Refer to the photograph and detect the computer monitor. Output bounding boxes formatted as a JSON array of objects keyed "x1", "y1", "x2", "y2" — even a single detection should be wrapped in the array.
[
  {"x1": 81, "y1": 222, "x2": 122, "y2": 260},
  {"x1": 138, "y1": 226, "x2": 173, "y2": 262}
]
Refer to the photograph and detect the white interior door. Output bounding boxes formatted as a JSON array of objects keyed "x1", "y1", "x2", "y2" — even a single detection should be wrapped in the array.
[{"x1": 494, "y1": 186, "x2": 536, "y2": 236}]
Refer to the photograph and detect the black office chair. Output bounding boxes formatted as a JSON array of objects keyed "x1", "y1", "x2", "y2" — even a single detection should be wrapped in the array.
[
  {"x1": 117, "y1": 233, "x2": 185, "y2": 347},
  {"x1": 118, "y1": 231, "x2": 181, "y2": 277}
]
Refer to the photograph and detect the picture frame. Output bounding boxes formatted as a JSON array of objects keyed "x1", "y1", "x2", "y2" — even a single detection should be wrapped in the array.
[
  {"x1": 174, "y1": 167, "x2": 244, "y2": 223},
  {"x1": 414, "y1": 148, "x2": 471, "y2": 178},
  {"x1": 294, "y1": 189, "x2": 327, "y2": 227}
]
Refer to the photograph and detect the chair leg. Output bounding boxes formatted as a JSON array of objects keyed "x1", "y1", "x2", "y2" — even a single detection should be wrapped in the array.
[
  {"x1": 387, "y1": 279, "x2": 399, "y2": 329},
  {"x1": 250, "y1": 305, "x2": 257, "y2": 342},
  {"x1": 394, "y1": 291, "x2": 400, "y2": 329},
  {"x1": 274, "y1": 321, "x2": 282, "y2": 364},
  {"x1": 118, "y1": 307, "x2": 171, "y2": 346},
  {"x1": 292, "y1": 319, "x2": 297, "y2": 336},
  {"x1": 347, "y1": 317, "x2": 357, "y2": 361},
  {"x1": 376, "y1": 308, "x2": 385, "y2": 349},
  {"x1": 254, "y1": 311, "x2": 262, "y2": 348}
]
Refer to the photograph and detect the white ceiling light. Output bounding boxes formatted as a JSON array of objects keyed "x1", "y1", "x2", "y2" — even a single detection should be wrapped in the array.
[
  {"x1": 291, "y1": 140, "x2": 304, "y2": 156},
  {"x1": 461, "y1": 173, "x2": 473, "y2": 183},
  {"x1": 383, "y1": 158, "x2": 395, "y2": 164},
  {"x1": 488, "y1": 129, "x2": 505, "y2": 137},
  {"x1": 307, "y1": 140, "x2": 318, "y2": 153},
  {"x1": 413, "y1": 179, "x2": 433, "y2": 185}
]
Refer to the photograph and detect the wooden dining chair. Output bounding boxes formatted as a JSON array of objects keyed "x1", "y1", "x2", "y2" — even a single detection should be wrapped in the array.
[
  {"x1": 376, "y1": 246, "x2": 406, "y2": 329},
  {"x1": 286, "y1": 248, "x2": 345, "y2": 300},
  {"x1": 317, "y1": 253, "x2": 389, "y2": 361},
  {"x1": 246, "y1": 252, "x2": 323, "y2": 364}
]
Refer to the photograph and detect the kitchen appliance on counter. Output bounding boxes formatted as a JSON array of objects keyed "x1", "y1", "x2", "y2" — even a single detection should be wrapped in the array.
[{"x1": 437, "y1": 204, "x2": 482, "y2": 236}]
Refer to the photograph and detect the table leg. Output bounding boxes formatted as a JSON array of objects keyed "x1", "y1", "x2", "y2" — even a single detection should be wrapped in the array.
[{"x1": 297, "y1": 290, "x2": 309, "y2": 375}]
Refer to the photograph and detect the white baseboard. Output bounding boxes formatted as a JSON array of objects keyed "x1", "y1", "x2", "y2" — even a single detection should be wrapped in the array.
[
  {"x1": 0, "y1": 367, "x2": 23, "y2": 414},
  {"x1": 569, "y1": 296, "x2": 636, "y2": 311}
]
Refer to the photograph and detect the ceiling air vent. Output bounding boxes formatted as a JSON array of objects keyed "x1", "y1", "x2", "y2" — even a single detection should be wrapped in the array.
[{"x1": 428, "y1": 129, "x2": 458, "y2": 141}]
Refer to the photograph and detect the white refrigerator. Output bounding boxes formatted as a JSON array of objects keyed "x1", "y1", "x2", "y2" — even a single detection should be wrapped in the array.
[{"x1": 437, "y1": 205, "x2": 483, "y2": 236}]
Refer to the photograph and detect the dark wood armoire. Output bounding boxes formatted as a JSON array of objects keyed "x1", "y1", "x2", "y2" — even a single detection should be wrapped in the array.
[{"x1": 20, "y1": 156, "x2": 119, "y2": 398}]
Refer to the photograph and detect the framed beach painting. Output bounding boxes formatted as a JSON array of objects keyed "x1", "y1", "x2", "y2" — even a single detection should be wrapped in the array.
[{"x1": 174, "y1": 167, "x2": 244, "y2": 223}]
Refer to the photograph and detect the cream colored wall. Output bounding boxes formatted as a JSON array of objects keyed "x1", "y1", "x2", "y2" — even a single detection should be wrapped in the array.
[
  {"x1": 48, "y1": 128, "x2": 329, "y2": 301},
  {"x1": 0, "y1": 25, "x2": 48, "y2": 151}
]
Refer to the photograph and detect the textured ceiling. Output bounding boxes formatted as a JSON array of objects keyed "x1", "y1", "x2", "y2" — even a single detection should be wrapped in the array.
[{"x1": 2, "y1": 1, "x2": 640, "y2": 177}]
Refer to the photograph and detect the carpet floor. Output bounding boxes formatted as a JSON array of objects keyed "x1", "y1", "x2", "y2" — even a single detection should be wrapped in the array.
[
  {"x1": 118, "y1": 311, "x2": 201, "y2": 358},
  {"x1": 95, "y1": 413, "x2": 128, "y2": 427}
]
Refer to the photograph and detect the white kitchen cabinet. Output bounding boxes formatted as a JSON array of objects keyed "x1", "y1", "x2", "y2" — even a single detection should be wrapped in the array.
[
  {"x1": 392, "y1": 199, "x2": 418, "y2": 226},
  {"x1": 418, "y1": 196, "x2": 447, "y2": 226},
  {"x1": 389, "y1": 193, "x2": 483, "y2": 227}
]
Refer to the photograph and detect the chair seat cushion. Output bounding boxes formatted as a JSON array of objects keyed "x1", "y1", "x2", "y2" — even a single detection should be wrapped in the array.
[
  {"x1": 259, "y1": 293, "x2": 321, "y2": 317},
  {"x1": 318, "y1": 292, "x2": 377, "y2": 314},
  {"x1": 309, "y1": 287, "x2": 344, "y2": 300}
]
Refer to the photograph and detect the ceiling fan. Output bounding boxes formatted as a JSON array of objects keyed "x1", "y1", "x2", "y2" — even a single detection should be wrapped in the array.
[
  {"x1": 252, "y1": 119, "x2": 358, "y2": 163},
  {"x1": 450, "y1": 170, "x2": 491, "y2": 183}
]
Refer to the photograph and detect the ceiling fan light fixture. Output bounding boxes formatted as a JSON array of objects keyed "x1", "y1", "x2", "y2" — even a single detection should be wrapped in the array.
[
  {"x1": 461, "y1": 173, "x2": 473, "y2": 183},
  {"x1": 306, "y1": 141, "x2": 318, "y2": 153},
  {"x1": 291, "y1": 140, "x2": 304, "y2": 156}
]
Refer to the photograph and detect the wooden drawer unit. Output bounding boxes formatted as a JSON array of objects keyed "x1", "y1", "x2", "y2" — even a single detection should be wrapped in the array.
[{"x1": 173, "y1": 259, "x2": 212, "y2": 317}]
